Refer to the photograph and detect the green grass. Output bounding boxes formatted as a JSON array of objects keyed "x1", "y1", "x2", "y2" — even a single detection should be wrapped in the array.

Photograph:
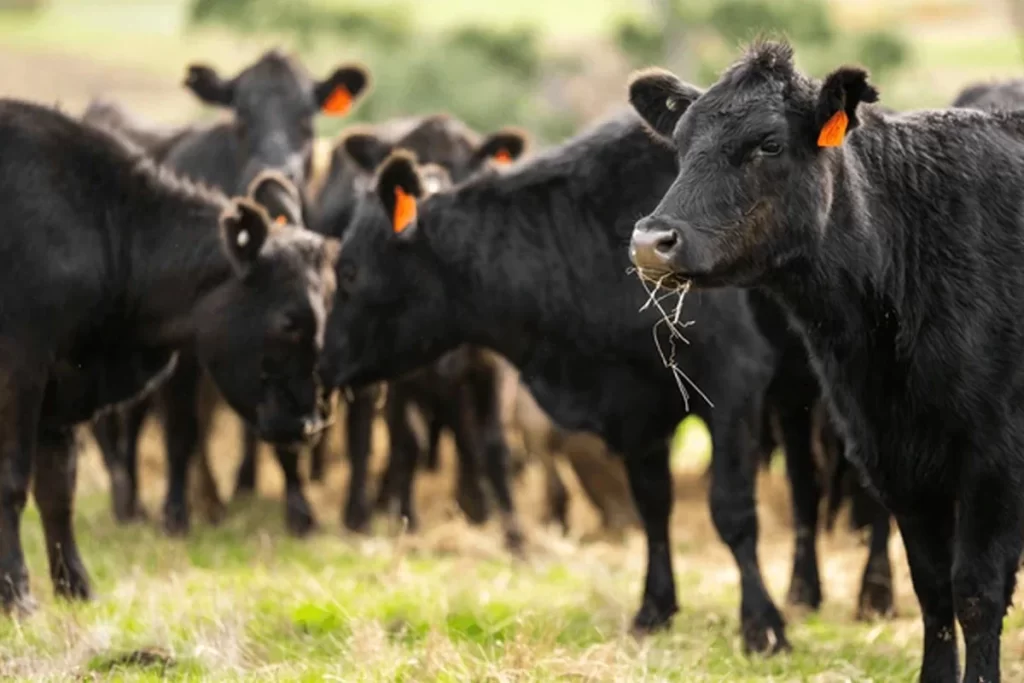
[
  {"x1": 0, "y1": 414, "x2": 953, "y2": 682},
  {"x1": 1, "y1": 484, "x2": 931, "y2": 681}
]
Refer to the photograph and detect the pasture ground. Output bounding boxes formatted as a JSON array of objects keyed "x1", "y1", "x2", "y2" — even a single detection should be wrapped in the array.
[{"x1": 4, "y1": 408, "x2": 1024, "y2": 682}]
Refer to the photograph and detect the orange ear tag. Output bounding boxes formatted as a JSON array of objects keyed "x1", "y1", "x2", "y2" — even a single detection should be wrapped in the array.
[
  {"x1": 493, "y1": 148, "x2": 512, "y2": 165},
  {"x1": 274, "y1": 214, "x2": 288, "y2": 226},
  {"x1": 393, "y1": 186, "x2": 417, "y2": 233},
  {"x1": 817, "y1": 109, "x2": 848, "y2": 148},
  {"x1": 322, "y1": 86, "x2": 352, "y2": 116}
]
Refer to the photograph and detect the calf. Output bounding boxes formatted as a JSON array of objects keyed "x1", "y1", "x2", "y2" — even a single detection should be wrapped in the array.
[
  {"x1": 319, "y1": 112, "x2": 791, "y2": 652},
  {"x1": 629, "y1": 39, "x2": 1024, "y2": 681},
  {"x1": 86, "y1": 49, "x2": 369, "y2": 535},
  {"x1": 315, "y1": 114, "x2": 528, "y2": 538},
  {"x1": 0, "y1": 99, "x2": 338, "y2": 612}
]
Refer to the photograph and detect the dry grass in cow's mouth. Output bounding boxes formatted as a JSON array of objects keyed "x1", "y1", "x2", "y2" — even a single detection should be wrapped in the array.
[{"x1": 628, "y1": 267, "x2": 711, "y2": 412}]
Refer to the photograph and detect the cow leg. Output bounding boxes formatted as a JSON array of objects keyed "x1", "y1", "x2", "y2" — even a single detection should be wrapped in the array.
[
  {"x1": 623, "y1": 446, "x2": 677, "y2": 632},
  {"x1": 537, "y1": 447, "x2": 570, "y2": 534},
  {"x1": 373, "y1": 449, "x2": 397, "y2": 512},
  {"x1": 423, "y1": 415, "x2": 443, "y2": 472},
  {"x1": 234, "y1": 423, "x2": 260, "y2": 496},
  {"x1": 342, "y1": 386, "x2": 376, "y2": 533},
  {"x1": 0, "y1": 375, "x2": 42, "y2": 614},
  {"x1": 450, "y1": 391, "x2": 489, "y2": 525},
  {"x1": 707, "y1": 405, "x2": 788, "y2": 654},
  {"x1": 93, "y1": 401, "x2": 149, "y2": 523},
  {"x1": 856, "y1": 491, "x2": 895, "y2": 620},
  {"x1": 469, "y1": 371, "x2": 524, "y2": 552},
  {"x1": 160, "y1": 358, "x2": 201, "y2": 536},
  {"x1": 308, "y1": 418, "x2": 330, "y2": 483},
  {"x1": 897, "y1": 509, "x2": 958, "y2": 682},
  {"x1": 383, "y1": 389, "x2": 420, "y2": 532},
  {"x1": 777, "y1": 403, "x2": 823, "y2": 611},
  {"x1": 274, "y1": 446, "x2": 316, "y2": 537},
  {"x1": 34, "y1": 426, "x2": 90, "y2": 601},
  {"x1": 954, "y1": 463, "x2": 1023, "y2": 683}
]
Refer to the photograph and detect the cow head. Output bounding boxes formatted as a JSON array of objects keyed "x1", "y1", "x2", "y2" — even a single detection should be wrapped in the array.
[
  {"x1": 194, "y1": 171, "x2": 342, "y2": 445},
  {"x1": 185, "y1": 49, "x2": 370, "y2": 194},
  {"x1": 628, "y1": 40, "x2": 878, "y2": 288}
]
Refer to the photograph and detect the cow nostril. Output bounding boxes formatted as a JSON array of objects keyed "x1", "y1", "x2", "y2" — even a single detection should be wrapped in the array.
[{"x1": 654, "y1": 230, "x2": 680, "y2": 256}]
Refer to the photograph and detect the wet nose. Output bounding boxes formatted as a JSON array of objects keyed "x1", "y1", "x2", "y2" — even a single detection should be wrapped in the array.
[{"x1": 630, "y1": 217, "x2": 682, "y2": 271}]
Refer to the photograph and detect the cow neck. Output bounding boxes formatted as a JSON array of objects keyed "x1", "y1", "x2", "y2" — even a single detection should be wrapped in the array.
[
  {"x1": 123, "y1": 161, "x2": 238, "y2": 347},
  {"x1": 764, "y1": 146, "x2": 901, "y2": 429}
]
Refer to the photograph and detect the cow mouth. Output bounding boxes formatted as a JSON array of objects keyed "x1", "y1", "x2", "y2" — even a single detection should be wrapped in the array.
[{"x1": 631, "y1": 264, "x2": 692, "y2": 292}]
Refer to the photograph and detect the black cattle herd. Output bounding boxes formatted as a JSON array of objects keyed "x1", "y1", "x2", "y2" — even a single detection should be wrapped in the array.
[{"x1": 2, "y1": 37, "x2": 1021, "y2": 681}]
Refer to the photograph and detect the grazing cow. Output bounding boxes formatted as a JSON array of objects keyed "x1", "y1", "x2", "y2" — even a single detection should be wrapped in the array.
[
  {"x1": 951, "y1": 79, "x2": 1024, "y2": 111},
  {"x1": 629, "y1": 39, "x2": 1024, "y2": 682},
  {"x1": 315, "y1": 114, "x2": 528, "y2": 543},
  {"x1": 0, "y1": 99, "x2": 339, "y2": 612},
  {"x1": 318, "y1": 111, "x2": 794, "y2": 652},
  {"x1": 85, "y1": 49, "x2": 369, "y2": 536}
]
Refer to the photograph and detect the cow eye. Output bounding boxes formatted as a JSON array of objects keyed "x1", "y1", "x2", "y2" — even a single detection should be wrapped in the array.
[{"x1": 759, "y1": 140, "x2": 782, "y2": 156}]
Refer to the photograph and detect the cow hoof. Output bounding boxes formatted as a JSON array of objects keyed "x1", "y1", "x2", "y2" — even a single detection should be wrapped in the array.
[
  {"x1": 53, "y1": 564, "x2": 92, "y2": 601},
  {"x1": 163, "y1": 507, "x2": 190, "y2": 537},
  {"x1": 741, "y1": 608, "x2": 790, "y2": 655},
  {"x1": 785, "y1": 575, "x2": 823, "y2": 612},
  {"x1": 285, "y1": 496, "x2": 318, "y2": 538},
  {"x1": 343, "y1": 504, "x2": 372, "y2": 534},
  {"x1": 0, "y1": 572, "x2": 35, "y2": 617},
  {"x1": 856, "y1": 570, "x2": 895, "y2": 621},
  {"x1": 111, "y1": 469, "x2": 143, "y2": 524},
  {"x1": 630, "y1": 601, "x2": 677, "y2": 635},
  {"x1": 456, "y1": 486, "x2": 490, "y2": 525}
]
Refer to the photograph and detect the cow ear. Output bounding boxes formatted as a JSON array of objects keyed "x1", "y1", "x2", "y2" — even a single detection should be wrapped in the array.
[
  {"x1": 815, "y1": 66, "x2": 879, "y2": 148},
  {"x1": 315, "y1": 64, "x2": 371, "y2": 116},
  {"x1": 220, "y1": 199, "x2": 270, "y2": 277},
  {"x1": 343, "y1": 132, "x2": 394, "y2": 173},
  {"x1": 628, "y1": 67, "x2": 703, "y2": 142},
  {"x1": 375, "y1": 151, "x2": 424, "y2": 239},
  {"x1": 184, "y1": 64, "x2": 235, "y2": 107},
  {"x1": 247, "y1": 170, "x2": 304, "y2": 227},
  {"x1": 471, "y1": 128, "x2": 529, "y2": 168}
]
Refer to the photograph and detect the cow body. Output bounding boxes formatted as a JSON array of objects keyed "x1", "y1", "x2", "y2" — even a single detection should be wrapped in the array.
[
  {"x1": 321, "y1": 111, "x2": 789, "y2": 651},
  {"x1": 630, "y1": 40, "x2": 1024, "y2": 681},
  {"x1": 0, "y1": 99, "x2": 337, "y2": 613}
]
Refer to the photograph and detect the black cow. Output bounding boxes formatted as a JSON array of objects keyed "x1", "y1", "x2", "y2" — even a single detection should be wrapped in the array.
[
  {"x1": 313, "y1": 114, "x2": 527, "y2": 544},
  {"x1": 0, "y1": 99, "x2": 339, "y2": 613},
  {"x1": 84, "y1": 49, "x2": 369, "y2": 535},
  {"x1": 629, "y1": 39, "x2": 1024, "y2": 682},
  {"x1": 319, "y1": 111, "x2": 794, "y2": 653},
  {"x1": 952, "y1": 78, "x2": 1024, "y2": 111}
]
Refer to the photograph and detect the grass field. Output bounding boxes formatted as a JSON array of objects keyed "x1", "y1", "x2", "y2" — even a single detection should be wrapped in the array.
[
  {"x1": 2, "y1": 410, "x2": 1024, "y2": 681},
  {"x1": 5, "y1": 1, "x2": 1024, "y2": 680}
]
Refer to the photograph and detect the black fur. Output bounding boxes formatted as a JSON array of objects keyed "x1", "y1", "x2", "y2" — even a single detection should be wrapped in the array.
[
  {"x1": 0, "y1": 99, "x2": 337, "y2": 612},
  {"x1": 631, "y1": 39, "x2": 1024, "y2": 681},
  {"x1": 315, "y1": 114, "x2": 528, "y2": 545},
  {"x1": 320, "y1": 110, "x2": 790, "y2": 652},
  {"x1": 86, "y1": 49, "x2": 366, "y2": 536}
]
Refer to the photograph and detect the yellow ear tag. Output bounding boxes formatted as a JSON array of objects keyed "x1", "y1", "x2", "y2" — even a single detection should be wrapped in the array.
[{"x1": 817, "y1": 109, "x2": 848, "y2": 148}]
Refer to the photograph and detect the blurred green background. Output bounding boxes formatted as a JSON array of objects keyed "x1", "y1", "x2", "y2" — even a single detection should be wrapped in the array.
[{"x1": 1, "y1": 0, "x2": 1023, "y2": 147}]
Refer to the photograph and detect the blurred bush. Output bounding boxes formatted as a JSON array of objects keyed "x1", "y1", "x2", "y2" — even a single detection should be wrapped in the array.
[
  {"x1": 188, "y1": 0, "x2": 579, "y2": 143},
  {"x1": 614, "y1": 0, "x2": 911, "y2": 89}
]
